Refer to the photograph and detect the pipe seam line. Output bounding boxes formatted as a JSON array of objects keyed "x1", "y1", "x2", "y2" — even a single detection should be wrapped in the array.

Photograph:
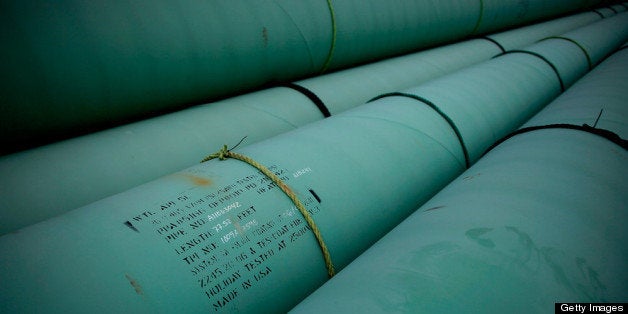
[
  {"x1": 495, "y1": 50, "x2": 566, "y2": 92},
  {"x1": 279, "y1": 82, "x2": 332, "y2": 118},
  {"x1": 482, "y1": 124, "x2": 628, "y2": 157},
  {"x1": 368, "y1": 92, "x2": 471, "y2": 169},
  {"x1": 200, "y1": 144, "x2": 336, "y2": 278},
  {"x1": 537, "y1": 36, "x2": 593, "y2": 69}
]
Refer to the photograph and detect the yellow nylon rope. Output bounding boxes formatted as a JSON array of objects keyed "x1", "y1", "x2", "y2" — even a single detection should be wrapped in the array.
[{"x1": 202, "y1": 145, "x2": 336, "y2": 278}]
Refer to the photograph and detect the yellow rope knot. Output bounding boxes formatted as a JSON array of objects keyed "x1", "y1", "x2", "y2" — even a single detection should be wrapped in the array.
[
  {"x1": 201, "y1": 145, "x2": 230, "y2": 162},
  {"x1": 200, "y1": 142, "x2": 336, "y2": 278}
]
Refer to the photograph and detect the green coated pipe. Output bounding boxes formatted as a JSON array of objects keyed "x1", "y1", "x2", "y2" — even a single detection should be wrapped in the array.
[
  {"x1": 384, "y1": 12, "x2": 627, "y2": 164},
  {"x1": 486, "y1": 10, "x2": 601, "y2": 51},
  {"x1": 611, "y1": 2, "x2": 628, "y2": 12},
  {"x1": 1, "y1": 17, "x2": 625, "y2": 313},
  {"x1": 522, "y1": 44, "x2": 628, "y2": 138},
  {"x1": 593, "y1": 1, "x2": 628, "y2": 16},
  {"x1": 0, "y1": 0, "x2": 605, "y2": 154},
  {"x1": 0, "y1": 99, "x2": 465, "y2": 313},
  {"x1": 0, "y1": 12, "x2": 605, "y2": 235},
  {"x1": 290, "y1": 45, "x2": 628, "y2": 314},
  {"x1": 298, "y1": 9, "x2": 611, "y2": 115},
  {"x1": 592, "y1": 7, "x2": 618, "y2": 17}
]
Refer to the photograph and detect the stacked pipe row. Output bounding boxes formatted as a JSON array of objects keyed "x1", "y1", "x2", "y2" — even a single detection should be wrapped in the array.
[
  {"x1": 1, "y1": 9, "x2": 621, "y2": 235},
  {"x1": 291, "y1": 42, "x2": 628, "y2": 314},
  {"x1": 1, "y1": 14, "x2": 626, "y2": 313},
  {"x1": 0, "y1": 0, "x2": 615, "y2": 154},
  {"x1": 523, "y1": 45, "x2": 628, "y2": 138},
  {"x1": 376, "y1": 12, "x2": 627, "y2": 164},
  {"x1": 594, "y1": 2, "x2": 628, "y2": 16}
]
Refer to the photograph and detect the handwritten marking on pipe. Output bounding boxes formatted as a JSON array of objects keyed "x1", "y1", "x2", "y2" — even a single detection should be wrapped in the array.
[{"x1": 292, "y1": 167, "x2": 312, "y2": 178}]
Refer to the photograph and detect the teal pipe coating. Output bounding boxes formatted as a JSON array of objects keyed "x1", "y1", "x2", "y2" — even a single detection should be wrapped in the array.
[
  {"x1": 611, "y1": 3, "x2": 628, "y2": 12},
  {"x1": 1, "y1": 17, "x2": 625, "y2": 313},
  {"x1": 592, "y1": 7, "x2": 617, "y2": 17},
  {"x1": 486, "y1": 9, "x2": 603, "y2": 51},
  {"x1": 290, "y1": 45, "x2": 628, "y2": 314},
  {"x1": 376, "y1": 12, "x2": 627, "y2": 163},
  {"x1": 594, "y1": 1, "x2": 628, "y2": 16},
  {"x1": 297, "y1": 9, "x2": 610, "y2": 115},
  {"x1": 0, "y1": 99, "x2": 464, "y2": 313},
  {"x1": 0, "y1": 12, "x2": 606, "y2": 235},
  {"x1": 522, "y1": 46, "x2": 628, "y2": 139},
  {"x1": 0, "y1": 0, "x2": 606, "y2": 154}
]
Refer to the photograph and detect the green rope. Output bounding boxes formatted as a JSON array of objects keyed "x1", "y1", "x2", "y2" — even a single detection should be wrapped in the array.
[
  {"x1": 471, "y1": 0, "x2": 485, "y2": 35},
  {"x1": 202, "y1": 145, "x2": 336, "y2": 278},
  {"x1": 320, "y1": 0, "x2": 337, "y2": 73}
]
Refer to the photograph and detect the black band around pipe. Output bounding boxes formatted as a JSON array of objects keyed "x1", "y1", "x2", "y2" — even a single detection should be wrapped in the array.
[
  {"x1": 369, "y1": 92, "x2": 471, "y2": 169},
  {"x1": 483, "y1": 123, "x2": 628, "y2": 156},
  {"x1": 280, "y1": 82, "x2": 332, "y2": 118},
  {"x1": 537, "y1": 36, "x2": 592, "y2": 70},
  {"x1": 479, "y1": 36, "x2": 506, "y2": 54},
  {"x1": 591, "y1": 9, "x2": 605, "y2": 18},
  {"x1": 495, "y1": 50, "x2": 565, "y2": 92}
]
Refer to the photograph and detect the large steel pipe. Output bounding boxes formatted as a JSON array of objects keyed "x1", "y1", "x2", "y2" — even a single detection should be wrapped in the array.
[
  {"x1": 0, "y1": 0, "x2": 609, "y2": 153},
  {"x1": 291, "y1": 42, "x2": 628, "y2": 314},
  {"x1": 1, "y1": 15, "x2": 626, "y2": 313},
  {"x1": 0, "y1": 11, "x2": 610, "y2": 235}
]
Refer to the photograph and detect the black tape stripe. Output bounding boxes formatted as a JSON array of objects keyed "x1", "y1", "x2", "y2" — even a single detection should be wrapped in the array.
[
  {"x1": 479, "y1": 36, "x2": 506, "y2": 54},
  {"x1": 280, "y1": 83, "x2": 331, "y2": 118},
  {"x1": 369, "y1": 92, "x2": 471, "y2": 169},
  {"x1": 483, "y1": 124, "x2": 628, "y2": 156},
  {"x1": 607, "y1": 5, "x2": 618, "y2": 14},
  {"x1": 537, "y1": 36, "x2": 592, "y2": 70},
  {"x1": 591, "y1": 9, "x2": 605, "y2": 18},
  {"x1": 495, "y1": 50, "x2": 565, "y2": 92}
]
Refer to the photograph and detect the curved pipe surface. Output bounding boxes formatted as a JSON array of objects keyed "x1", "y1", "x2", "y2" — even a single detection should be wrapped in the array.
[
  {"x1": 290, "y1": 40, "x2": 628, "y2": 314},
  {"x1": 0, "y1": 0, "x2": 605, "y2": 153},
  {"x1": 0, "y1": 11, "x2": 607, "y2": 235},
  {"x1": 1, "y1": 17, "x2": 625, "y2": 313}
]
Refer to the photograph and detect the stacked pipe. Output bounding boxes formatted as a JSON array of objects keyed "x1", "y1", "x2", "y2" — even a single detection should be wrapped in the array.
[
  {"x1": 1, "y1": 14, "x2": 626, "y2": 313},
  {"x1": 290, "y1": 42, "x2": 628, "y2": 314},
  {"x1": 0, "y1": 0, "x2": 612, "y2": 154},
  {"x1": 0, "y1": 9, "x2": 616, "y2": 235}
]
